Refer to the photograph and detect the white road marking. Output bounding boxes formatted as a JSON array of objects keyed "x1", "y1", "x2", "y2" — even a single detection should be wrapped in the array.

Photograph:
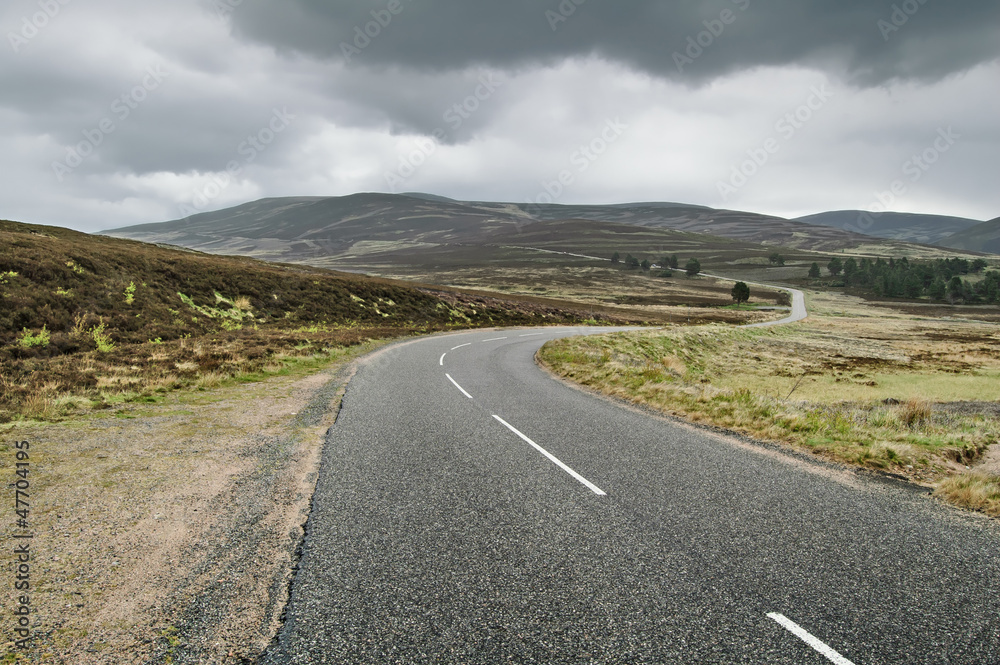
[
  {"x1": 482, "y1": 337, "x2": 508, "y2": 342},
  {"x1": 767, "y1": 613, "x2": 856, "y2": 665},
  {"x1": 491, "y1": 415, "x2": 606, "y2": 496},
  {"x1": 439, "y1": 353, "x2": 446, "y2": 366},
  {"x1": 519, "y1": 333, "x2": 545, "y2": 337},
  {"x1": 446, "y1": 374, "x2": 473, "y2": 399},
  {"x1": 451, "y1": 343, "x2": 472, "y2": 351}
]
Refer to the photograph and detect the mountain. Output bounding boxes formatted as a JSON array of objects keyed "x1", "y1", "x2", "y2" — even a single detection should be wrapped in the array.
[
  {"x1": 794, "y1": 211, "x2": 982, "y2": 244},
  {"x1": 106, "y1": 194, "x2": 911, "y2": 261},
  {"x1": 936, "y1": 217, "x2": 1000, "y2": 254}
]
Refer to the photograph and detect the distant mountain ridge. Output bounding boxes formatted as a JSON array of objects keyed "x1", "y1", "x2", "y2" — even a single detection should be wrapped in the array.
[
  {"x1": 937, "y1": 217, "x2": 1000, "y2": 254},
  {"x1": 104, "y1": 194, "x2": 994, "y2": 272},
  {"x1": 794, "y1": 210, "x2": 982, "y2": 244},
  {"x1": 108, "y1": 193, "x2": 896, "y2": 254}
]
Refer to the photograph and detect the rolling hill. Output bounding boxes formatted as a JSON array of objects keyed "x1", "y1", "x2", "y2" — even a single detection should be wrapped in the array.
[
  {"x1": 106, "y1": 193, "x2": 943, "y2": 265},
  {"x1": 2, "y1": 218, "x2": 675, "y2": 420},
  {"x1": 794, "y1": 210, "x2": 983, "y2": 245},
  {"x1": 936, "y1": 217, "x2": 1000, "y2": 254}
]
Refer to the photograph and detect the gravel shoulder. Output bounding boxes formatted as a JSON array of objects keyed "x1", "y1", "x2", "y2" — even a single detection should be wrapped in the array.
[{"x1": 1, "y1": 340, "x2": 392, "y2": 664}]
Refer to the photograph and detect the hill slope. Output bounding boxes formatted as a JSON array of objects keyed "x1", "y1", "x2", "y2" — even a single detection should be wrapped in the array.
[
  {"x1": 936, "y1": 217, "x2": 1000, "y2": 254},
  {"x1": 795, "y1": 210, "x2": 982, "y2": 244},
  {"x1": 1, "y1": 219, "x2": 645, "y2": 420},
  {"x1": 106, "y1": 194, "x2": 933, "y2": 263}
]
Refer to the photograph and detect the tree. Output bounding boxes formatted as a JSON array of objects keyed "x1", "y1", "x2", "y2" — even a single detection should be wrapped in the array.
[
  {"x1": 948, "y1": 276, "x2": 964, "y2": 302},
  {"x1": 624, "y1": 254, "x2": 639, "y2": 270},
  {"x1": 768, "y1": 252, "x2": 785, "y2": 266},
  {"x1": 640, "y1": 259, "x2": 651, "y2": 272},
  {"x1": 928, "y1": 278, "x2": 947, "y2": 301},
  {"x1": 669, "y1": 254, "x2": 679, "y2": 269},
  {"x1": 611, "y1": 251, "x2": 620, "y2": 264},
  {"x1": 972, "y1": 258, "x2": 989, "y2": 273},
  {"x1": 685, "y1": 258, "x2": 701, "y2": 276},
  {"x1": 827, "y1": 257, "x2": 843, "y2": 276},
  {"x1": 731, "y1": 281, "x2": 750, "y2": 304},
  {"x1": 808, "y1": 262, "x2": 821, "y2": 278}
]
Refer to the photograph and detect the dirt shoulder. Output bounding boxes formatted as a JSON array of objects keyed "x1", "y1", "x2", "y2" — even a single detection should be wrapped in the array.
[{"x1": 0, "y1": 339, "x2": 395, "y2": 664}]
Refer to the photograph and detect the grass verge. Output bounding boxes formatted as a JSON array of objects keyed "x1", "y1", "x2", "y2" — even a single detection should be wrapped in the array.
[{"x1": 538, "y1": 316, "x2": 1000, "y2": 517}]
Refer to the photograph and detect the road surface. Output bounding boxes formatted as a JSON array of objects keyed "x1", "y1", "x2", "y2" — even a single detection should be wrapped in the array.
[
  {"x1": 263, "y1": 326, "x2": 1000, "y2": 664},
  {"x1": 699, "y1": 272, "x2": 807, "y2": 328}
]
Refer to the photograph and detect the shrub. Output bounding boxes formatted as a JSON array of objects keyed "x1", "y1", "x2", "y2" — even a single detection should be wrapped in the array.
[
  {"x1": 18, "y1": 326, "x2": 50, "y2": 348},
  {"x1": 91, "y1": 323, "x2": 116, "y2": 353}
]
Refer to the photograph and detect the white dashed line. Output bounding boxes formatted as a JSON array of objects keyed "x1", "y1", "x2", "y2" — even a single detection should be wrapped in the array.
[
  {"x1": 446, "y1": 374, "x2": 473, "y2": 399},
  {"x1": 519, "y1": 333, "x2": 545, "y2": 337},
  {"x1": 491, "y1": 415, "x2": 606, "y2": 496},
  {"x1": 439, "y1": 353, "x2": 446, "y2": 366},
  {"x1": 767, "y1": 614, "x2": 856, "y2": 665},
  {"x1": 451, "y1": 343, "x2": 472, "y2": 351},
  {"x1": 482, "y1": 337, "x2": 509, "y2": 342}
]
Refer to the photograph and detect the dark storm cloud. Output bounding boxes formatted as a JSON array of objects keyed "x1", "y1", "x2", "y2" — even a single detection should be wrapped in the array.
[{"x1": 229, "y1": 0, "x2": 1000, "y2": 85}]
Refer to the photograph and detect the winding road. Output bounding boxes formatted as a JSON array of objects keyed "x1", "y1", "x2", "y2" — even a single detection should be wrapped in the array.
[{"x1": 263, "y1": 320, "x2": 1000, "y2": 663}]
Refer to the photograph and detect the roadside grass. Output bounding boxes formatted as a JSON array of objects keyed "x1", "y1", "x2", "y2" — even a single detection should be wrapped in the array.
[
  {"x1": 538, "y1": 309, "x2": 1000, "y2": 516},
  {"x1": 935, "y1": 473, "x2": 1000, "y2": 517},
  {"x1": 0, "y1": 325, "x2": 422, "y2": 423}
]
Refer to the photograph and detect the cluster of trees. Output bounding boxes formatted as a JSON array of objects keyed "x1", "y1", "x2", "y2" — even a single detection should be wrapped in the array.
[
  {"x1": 611, "y1": 253, "x2": 701, "y2": 276},
  {"x1": 809, "y1": 256, "x2": 998, "y2": 303}
]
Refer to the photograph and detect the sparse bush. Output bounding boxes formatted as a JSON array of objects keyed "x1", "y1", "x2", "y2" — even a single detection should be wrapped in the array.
[
  {"x1": 91, "y1": 323, "x2": 116, "y2": 353},
  {"x1": 124, "y1": 281, "x2": 136, "y2": 305},
  {"x1": 18, "y1": 326, "x2": 50, "y2": 348}
]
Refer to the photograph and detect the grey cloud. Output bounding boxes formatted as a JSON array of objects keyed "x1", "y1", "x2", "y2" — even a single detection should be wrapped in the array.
[{"x1": 229, "y1": 0, "x2": 1000, "y2": 85}]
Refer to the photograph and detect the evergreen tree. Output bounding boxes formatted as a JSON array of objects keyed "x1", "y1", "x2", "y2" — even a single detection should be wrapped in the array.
[
  {"x1": 808, "y1": 262, "x2": 821, "y2": 278},
  {"x1": 731, "y1": 281, "x2": 751, "y2": 304},
  {"x1": 685, "y1": 258, "x2": 701, "y2": 276}
]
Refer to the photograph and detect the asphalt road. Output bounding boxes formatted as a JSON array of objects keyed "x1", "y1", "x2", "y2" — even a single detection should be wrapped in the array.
[
  {"x1": 698, "y1": 273, "x2": 807, "y2": 329},
  {"x1": 263, "y1": 326, "x2": 1000, "y2": 664}
]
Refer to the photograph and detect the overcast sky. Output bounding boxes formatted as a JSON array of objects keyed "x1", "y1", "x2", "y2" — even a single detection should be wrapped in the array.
[{"x1": 3, "y1": 0, "x2": 999, "y2": 233}]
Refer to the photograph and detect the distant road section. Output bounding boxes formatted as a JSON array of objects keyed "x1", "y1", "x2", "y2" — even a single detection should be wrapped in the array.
[
  {"x1": 509, "y1": 246, "x2": 809, "y2": 328},
  {"x1": 699, "y1": 272, "x2": 807, "y2": 328}
]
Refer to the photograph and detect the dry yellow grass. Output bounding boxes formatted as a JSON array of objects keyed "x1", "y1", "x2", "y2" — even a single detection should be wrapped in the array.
[
  {"x1": 935, "y1": 473, "x2": 1000, "y2": 516},
  {"x1": 539, "y1": 291, "x2": 1000, "y2": 515}
]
